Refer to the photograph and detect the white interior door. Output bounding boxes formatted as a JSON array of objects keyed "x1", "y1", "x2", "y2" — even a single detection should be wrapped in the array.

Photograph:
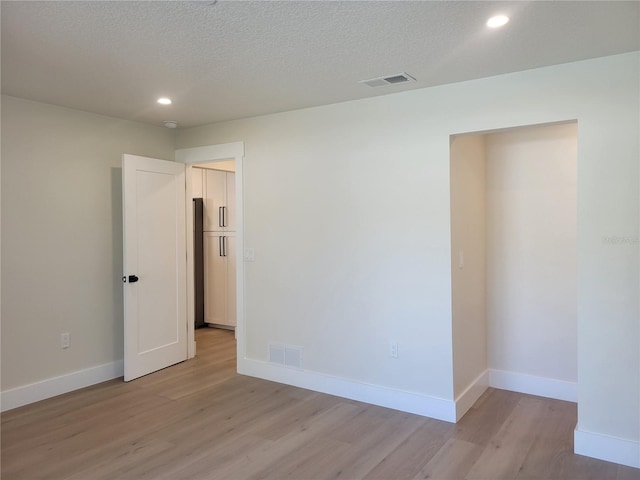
[{"x1": 123, "y1": 154, "x2": 187, "y2": 381}]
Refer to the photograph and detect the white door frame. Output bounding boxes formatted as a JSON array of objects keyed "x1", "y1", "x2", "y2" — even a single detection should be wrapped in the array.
[{"x1": 175, "y1": 142, "x2": 245, "y2": 363}]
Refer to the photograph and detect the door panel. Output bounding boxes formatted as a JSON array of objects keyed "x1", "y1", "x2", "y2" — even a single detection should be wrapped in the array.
[
  {"x1": 123, "y1": 154, "x2": 187, "y2": 381},
  {"x1": 204, "y1": 232, "x2": 228, "y2": 325},
  {"x1": 204, "y1": 169, "x2": 226, "y2": 231},
  {"x1": 191, "y1": 167, "x2": 204, "y2": 199}
]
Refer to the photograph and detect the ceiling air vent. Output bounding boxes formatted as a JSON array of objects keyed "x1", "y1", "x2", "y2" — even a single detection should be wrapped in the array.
[{"x1": 359, "y1": 72, "x2": 416, "y2": 88}]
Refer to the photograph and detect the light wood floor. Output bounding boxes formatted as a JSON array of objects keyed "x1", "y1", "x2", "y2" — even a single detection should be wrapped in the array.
[{"x1": 2, "y1": 328, "x2": 638, "y2": 480}]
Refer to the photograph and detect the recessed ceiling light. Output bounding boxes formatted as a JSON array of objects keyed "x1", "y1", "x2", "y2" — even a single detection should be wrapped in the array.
[
  {"x1": 157, "y1": 97, "x2": 172, "y2": 105},
  {"x1": 487, "y1": 15, "x2": 509, "y2": 28}
]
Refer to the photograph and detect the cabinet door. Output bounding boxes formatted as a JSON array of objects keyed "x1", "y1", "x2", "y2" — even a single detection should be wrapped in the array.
[
  {"x1": 204, "y1": 233, "x2": 228, "y2": 325},
  {"x1": 225, "y1": 172, "x2": 236, "y2": 232},
  {"x1": 226, "y1": 234, "x2": 236, "y2": 327},
  {"x1": 204, "y1": 169, "x2": 226, "y2": 231},
  {"x1": 191, "y1": 168, "x2": 204, "y2": 199}
]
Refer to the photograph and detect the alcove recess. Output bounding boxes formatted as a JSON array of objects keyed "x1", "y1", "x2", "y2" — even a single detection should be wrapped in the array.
[{"x1": 450, "y1": 122, "x2": 578, "y2": 415}]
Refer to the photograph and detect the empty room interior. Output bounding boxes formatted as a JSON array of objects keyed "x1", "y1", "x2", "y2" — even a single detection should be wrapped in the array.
[{"x1": 1, "y1": 1, "x2": 639, "y2": 479}]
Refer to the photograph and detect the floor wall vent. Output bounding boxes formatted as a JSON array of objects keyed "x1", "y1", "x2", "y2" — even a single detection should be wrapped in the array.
[{"x1": 268, "y1": 343, "x2": 303, "y2": 369}]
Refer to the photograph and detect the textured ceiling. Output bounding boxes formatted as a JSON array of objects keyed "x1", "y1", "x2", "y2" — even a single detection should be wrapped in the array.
[{"x1": 2, "y1": 1, "x2": 639, "y2": 128}]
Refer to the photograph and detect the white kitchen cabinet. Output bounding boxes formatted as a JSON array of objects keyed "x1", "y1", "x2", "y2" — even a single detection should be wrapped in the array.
[
  {"x1": 204, "y1": 232, "x2": 236, "y2": 328},
  {"x1": 204, "y1": 169, "x2": 235, "y2": 232},
  {"x1": 191, "y1": 167, "x2": 204, "y2": 199}
]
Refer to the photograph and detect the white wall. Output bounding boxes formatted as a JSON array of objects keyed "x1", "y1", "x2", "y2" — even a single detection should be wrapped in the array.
[
  {"x1": 181, "y1": 108, "x2": 457, "y2": 401},
  {"x1": 450, "y1": 135, "x2": 487, "y2": 400},
  {"x1": 1, "y1": 95, "x2": 175, "y2": 392},
  {"x1": 176, "y1": 52, "x2": 639, "y2": 458},
  {"x1": 486, "y1": 123, "x2": 578, "y2": 384}
]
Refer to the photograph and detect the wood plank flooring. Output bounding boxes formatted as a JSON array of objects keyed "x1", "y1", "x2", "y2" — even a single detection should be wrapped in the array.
[{"x1": 2, "y1": 328, "x2": 638, "y2": 480}]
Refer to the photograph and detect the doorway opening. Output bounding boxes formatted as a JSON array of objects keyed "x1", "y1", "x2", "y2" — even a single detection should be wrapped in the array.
[
  {"x1": 176, "y1": 142, "x2": 245, "y2": 363},
  {"x1": 450, "y1": 122, "x2": 578, "y2": 417},
  {"x1": 191, "y1": 161, "x2": 237, "y2": 332}
]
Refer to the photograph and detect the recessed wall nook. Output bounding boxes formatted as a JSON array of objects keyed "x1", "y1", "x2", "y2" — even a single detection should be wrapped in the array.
[{"x1": 450, "y1": 122, "x2": 578, "y2": 419}]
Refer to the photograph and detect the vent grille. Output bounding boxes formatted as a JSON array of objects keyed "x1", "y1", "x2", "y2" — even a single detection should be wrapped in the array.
[
  {"x1": 284, "y1": 347, "x2": 302, "y2": 368},
  {"x1": 360, "y1": 72, "x2": 416, "y2": 88},
  {"x1": 268, "y1": 343, "x2": 303, "y2": 369},
  {"x1": 268, "y1": 344, "x2": 285, "y2": 364}
]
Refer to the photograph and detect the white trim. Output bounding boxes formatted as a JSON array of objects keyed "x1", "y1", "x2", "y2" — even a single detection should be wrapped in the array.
[
  {"x1": 574, "y1": 427, "x2": 640, "y2": 469},
  {"x1": 454, "y1": 370, "x2": 489, "y2": 421},
  {"x1": 184, "y1": 164, "x2": 197, "y2": 358},
  {"x1": 489, "y1": 369, "x2": 577, "y2": 402},
  {"x1": 1, "y1": 360, "x2": 124, "y2": 412},
  {"x1": 237, "y1": 357, "x2": 457, "y2": 422},
  {"x1": 176, "y1": 142, "x2": 245, "y2": 363}
]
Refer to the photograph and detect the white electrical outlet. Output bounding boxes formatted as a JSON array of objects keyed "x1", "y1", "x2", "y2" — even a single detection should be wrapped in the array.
[
  {"x1": 390, "y1": 342, "x2": 398, "y2": 358},
  {"x1": 61, "y1": 333, "x2": 70, "y2": 349},
  {"x1": 244, "y1": 248, "x2": 255, "y2": 262}
]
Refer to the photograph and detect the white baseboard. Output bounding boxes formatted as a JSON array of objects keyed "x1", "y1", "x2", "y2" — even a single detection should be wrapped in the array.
[
  {"x1": 489, "y1": 369, "x2": 577, "y2": 402},
  {"x1": 575, "y1": 427, "x2": 640, "y2": 469},
  {"x1": 238, "y1": 357, "x2": 457, "y2": 422},
  {"x1": 454, "y1": 370, "x2": 489, "y2": 421},
  {"x1": 1, "y1": 360, "x2": 124, "y2": 412}
]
